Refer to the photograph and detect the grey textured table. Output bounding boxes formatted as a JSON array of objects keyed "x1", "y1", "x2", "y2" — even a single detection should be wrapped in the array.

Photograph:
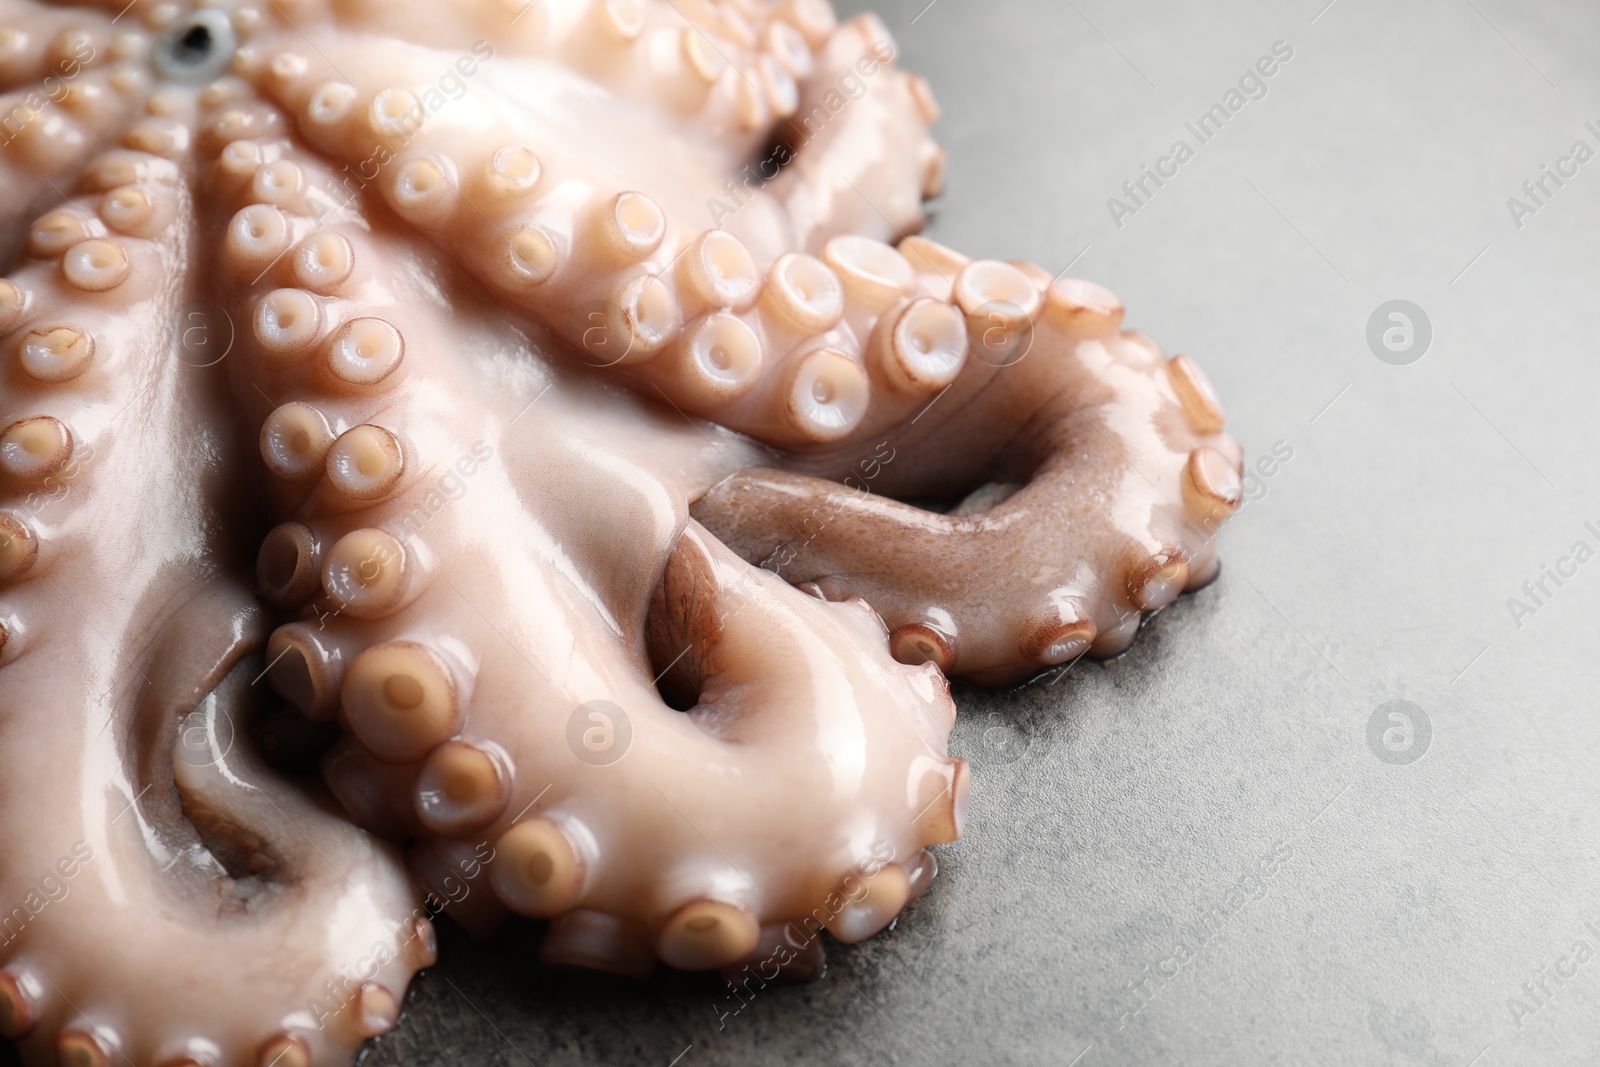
[
  {"x1": 13, "y1": 1, "x2": 1598, "y2": 1064},
  {"x1": 388, "y1": 1, "x2": 1600, "y2": 1064}
]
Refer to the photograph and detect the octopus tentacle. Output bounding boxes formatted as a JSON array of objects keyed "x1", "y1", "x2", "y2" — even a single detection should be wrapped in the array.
[
  {"x1": 0, "y1": 0, "x2": 1248, "y2": 1042},
  {"x1": 0, "y1": 63, "x2": 150, "y2": 265},
  {"x1": 764, "y1": 12, "x2": 941, "y2": 250},
  {"x1": 309, "y1": 0, "x2": 831, "y2": 151},
  {"x1": 237, "y1": 6, "x2": 948, "y2": 447},
  {"x1": 694, "y1": 267, "x2": 1245, "y2": 685},
  {"x1": 0, "y1": 134, "x2": 428, "y2": 1063},
  {"x1": 214, "y1": 211, "x2": 963, "y2": 976},
  {"x1": 0, "y1": 4, "x2": 110, "y2": 93}
]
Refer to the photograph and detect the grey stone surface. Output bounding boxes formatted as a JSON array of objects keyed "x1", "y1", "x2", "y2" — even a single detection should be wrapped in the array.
[{"x1": 360, "y1": 1, "x2": 1600, "y2": 1063}]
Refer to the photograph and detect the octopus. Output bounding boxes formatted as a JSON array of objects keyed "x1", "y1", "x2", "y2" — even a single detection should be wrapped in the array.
[{"x1": 0, "y1": 0, "x2": 1244, "y2": 1063}]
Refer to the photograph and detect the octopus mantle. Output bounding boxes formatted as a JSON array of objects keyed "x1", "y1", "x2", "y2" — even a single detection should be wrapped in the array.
[{"x1": 0, "y1": 0, "x2": 1243, "y2": 1063}]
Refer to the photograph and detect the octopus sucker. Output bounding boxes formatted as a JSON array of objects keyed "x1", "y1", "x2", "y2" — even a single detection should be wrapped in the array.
[
  {"x1": 0, "y1": 118, "x2": 422, "y2": 1067},
  {"x1": 0, "y1": 0, "x2": 1244, "y2": 1059},
  {"x1": 227, "y1": 197, "x2": 961, "y2": 971}
]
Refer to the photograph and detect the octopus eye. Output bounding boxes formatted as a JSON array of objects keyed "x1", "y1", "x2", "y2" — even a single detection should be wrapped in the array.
[{"x1": 153, "y1": 10, "x2": 236, "y2": 83}]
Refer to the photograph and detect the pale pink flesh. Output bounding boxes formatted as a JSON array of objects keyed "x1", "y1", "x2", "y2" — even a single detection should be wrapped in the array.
[{"x1": 0, "y1": 0, "x2": 1241, "y2": 1063}]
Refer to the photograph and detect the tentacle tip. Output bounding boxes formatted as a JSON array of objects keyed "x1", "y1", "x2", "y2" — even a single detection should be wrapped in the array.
[{"x1": 907, "y1": 74, "x2": 941, "y2": 124}]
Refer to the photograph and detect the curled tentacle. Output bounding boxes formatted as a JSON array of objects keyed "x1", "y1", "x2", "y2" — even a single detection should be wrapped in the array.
[
  {"x1": 0, "y1": 140, "x2": 426, "y2": 1063},
  {"x1": 694, "y1": 262, "x2": 1244, "y2": 684},
  {"x1": 765, "y1": 12, "x2": 942, "y2": 249},
  {"x1": 240, "y1": 6, "x2": 946, "y2": 448},
  {"x1": 0, "y1": 0, "x2": 1245, "y2": 1040},
  {"x1": 219, "y1": 214, "x2": 962, "y2": 976}
]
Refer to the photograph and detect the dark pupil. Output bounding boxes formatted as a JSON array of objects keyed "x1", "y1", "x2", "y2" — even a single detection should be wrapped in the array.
[{"x1": 176, "y1": 24, "x2": 212, "y2": 60}]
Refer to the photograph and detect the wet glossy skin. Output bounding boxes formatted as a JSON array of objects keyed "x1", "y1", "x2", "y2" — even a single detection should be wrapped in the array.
[
  {"x1": 0, "y1": 155, "x2": 425, "y2": 1064},
  {"x1": 0, "y1": 1, "x2": 1239, "y2": 1063}
]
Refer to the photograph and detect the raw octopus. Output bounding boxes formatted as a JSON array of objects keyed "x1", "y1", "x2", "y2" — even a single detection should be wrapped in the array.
[{"x1": 0, "y1": 1, "x2": 1243, "y2": 1063}]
